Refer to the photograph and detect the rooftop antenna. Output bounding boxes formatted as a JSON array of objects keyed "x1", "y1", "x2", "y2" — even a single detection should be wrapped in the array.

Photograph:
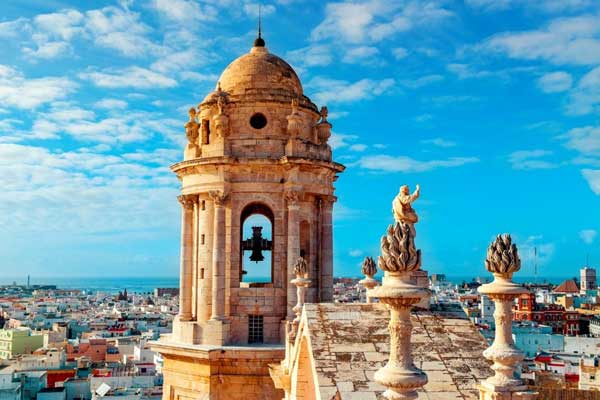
[
  {"x1": 587, "y1": 253, "x2": 590, "y2": 267},
  {"x1": 534, "y1": 246, "x2": 538, "y2": 285},
  {"x1": 254, "y1": 4, "x2": 265, "y2": 47}
]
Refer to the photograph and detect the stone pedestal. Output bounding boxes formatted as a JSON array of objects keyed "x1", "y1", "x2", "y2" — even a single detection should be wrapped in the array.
[
  {"x1": 371, "y1": 272, "x2": 430, "y2": 400},
  {"x1": 151, "y1": 338, "x2": 284, "y2": 400},
  {"x1": 478, "y1": 274, "x2": 538, "y2": 400},
  {"x1": 359, "y1": 276, "x2": 378, "y2": 303}
]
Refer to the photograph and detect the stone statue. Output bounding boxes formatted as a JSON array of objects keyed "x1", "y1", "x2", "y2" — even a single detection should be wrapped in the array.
[
  {"x1": 392, "y1": 184, "x2": 420, "y2": 236},
  {"x1": 183, "y1": 107, "x2": 200, "y2": 160},
  {"x1": 213, "y1": 94, "x2": 229, "y2": 138},
  {"x1": 320, "y1": 106, "x2": 328, "y2": 122},
  {"x1": 185, "y1": 107, "x2": 199, "y2": 144}
]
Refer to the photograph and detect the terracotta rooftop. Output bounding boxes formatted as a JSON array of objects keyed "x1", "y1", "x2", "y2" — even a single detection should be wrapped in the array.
[
  {"x1": 303, "y1": 302, "x2": 492, "y2": 399},
  {"x1": 553, "y1": 279, "x2": 579, "y2": 294}
]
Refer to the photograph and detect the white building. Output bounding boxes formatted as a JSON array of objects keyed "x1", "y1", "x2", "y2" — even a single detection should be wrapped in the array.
[
  {"x1": 581, "y1": 266, "x2": 597, "y2": 293},
  {"x1": 513, "y1": 323, "x2": 564, "y2": 358}
]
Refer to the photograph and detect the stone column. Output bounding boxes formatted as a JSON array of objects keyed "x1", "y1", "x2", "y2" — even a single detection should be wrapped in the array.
[
  {"x1": 371, "y1": 223, "x2": 429, "y2": 400},
  {"x1": 285, "y1": 190, "x2": 301, "y2": 321},
  {"x1": 320, "y1": 196, "x2": 334, "y2": 302},
  {"x1": 209, "y1": 190, "x2": 227, "y2": 321},
  {"x1": 478, "y1": 234, "x2": 538, "y2": 400},
  {"x1": 177, "y1": 194, "x2": 196, "y2": 322}
]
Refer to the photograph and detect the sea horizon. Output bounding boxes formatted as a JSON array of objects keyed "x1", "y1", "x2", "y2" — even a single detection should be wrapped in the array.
[{"x1": 0, "y1": 274, "x2": 576, "y2": 294}]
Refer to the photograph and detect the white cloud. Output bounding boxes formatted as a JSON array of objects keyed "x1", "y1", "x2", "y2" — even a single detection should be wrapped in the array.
[
  {"x1": 307, "y1": 77, "x2": 394, "y2": 104},
  {"x1": 33, "y1": 9, "x2": 84, "y2": 41},
  {"x1": 329, "y1": 132, "x2": 358, "y2": 150},
  {"x1": 153, "y1": 0, "x2": 217, "y2": 22},
  {"x1": 421, "y1": 138, "x2": 456, "y2": 148},
  {"x1": 80, "y1": 67, "x2": 177, "y2": 89},
  {"x1": 349, "y1": 249, "x2": 364, "y2": 257},
  {"x1": 561, "y1": 126, "x2": 600, "y2": 155},
  {"x1": 85, "y1": 6, "x2": 160, "y2": 57},
  {"x1": 518, "y1": 236, "x2": 556, "y2": 267},
  {"x1": 467, "y1": 0, "x2": 594, "y2": 12},
  {"x1": 567, "y1": 66, "x2": 600, "y2": 115},
  {"x1": 355, "y1": 154, "x2": 479, "y2": 172},
  {"x1": 342, "y1": 46, "x2": 380, "y2": 64},
  {"x1": 482, "y1": 15, "x2": 600, "y2": 66},
  {"x1": 23, "y1": 41, "x2": 70, "y2": 59},
  {"x1": 508, "y1": 149, "x2": 558, "y2": 170},
  {"x1": 94, "y1": 99, "x2": 128, "y2": 110},
  {"x1": 287, "y1": 45, "x2": 333, "y2": 68},
  {"x1": 0, "y1": 143, "x2": 179, "y2": 235},
  {"x1": 447, "y1": 63, "x2": 494, "y2": 79},
  {"x1": 0, "y1": 18, "x2": 30, "y2": 38},
  {"x1": 180, "y1": 71, "x2": 219, "y2": 83},
  {"x1": 580, "y1": 229, "x2": 597, "y2": 244},
  {"x1": 538, "y1": 71, "x2": 572, "y2": 93},
  {"x1": 400, "y1": 74, "x2": 443, "y2": 89},
  {"x1": 150, "y1": 49, "x2": 205, "y2": 73},
  {"x1": 392, "y1": 47, "x2": 408, "y2": 59},
  {"x1": 311, "y1": 0, "x2": 452, "y2": 44},
  {"x1": 0, "y1": 65, "x2": 76, "y2": 109},
  {"x1": 582, "y1": 169, "x2": 600, "y2": 194},
  {"x1": 349, "y1": 144, "x2": 368, "y2": 152}
]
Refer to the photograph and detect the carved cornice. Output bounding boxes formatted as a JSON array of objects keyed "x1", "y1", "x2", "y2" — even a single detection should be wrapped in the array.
[
  {"x1": 285, "y1": 189, "x2": 301, "y2": 207},
  {"x1": 208, "y1": 190, "x2": 228, "y2": 206},
  {"x1": 177, "y1": 194, "x2": 196, "y2": 210},
  {"x1": 170, "y1": 156, "x2": 345, "y2": 178}
]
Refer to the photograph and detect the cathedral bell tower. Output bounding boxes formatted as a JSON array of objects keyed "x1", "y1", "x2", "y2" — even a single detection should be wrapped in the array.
[{"x1": 152, "y1": 31, "x2": 344, "y2": 400}]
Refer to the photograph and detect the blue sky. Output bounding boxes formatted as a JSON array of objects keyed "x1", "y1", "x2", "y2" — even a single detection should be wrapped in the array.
[{"x1": 0, "y1": 0, "x2": 599, "y2": 280}]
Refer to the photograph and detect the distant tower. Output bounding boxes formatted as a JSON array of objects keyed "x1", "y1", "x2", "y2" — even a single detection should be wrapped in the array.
[
  {"x1": 27, "y1": 275, "x2": 30, "y2": 289},
  {"x1": 152, "y1": 30, "x2": 344, "y2": 400},
  {"x1": 581, "y1": 266, "x2": 596, "y2": 293}
]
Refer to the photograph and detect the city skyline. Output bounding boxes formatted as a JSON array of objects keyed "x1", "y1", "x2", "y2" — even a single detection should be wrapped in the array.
[{"x1": 1, "y1": 0, "x2": 599, "y2": 279}]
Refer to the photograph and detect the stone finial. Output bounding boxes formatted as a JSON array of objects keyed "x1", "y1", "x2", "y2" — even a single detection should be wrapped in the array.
[
  {"x1": 361, "y1": 256, "x2": 377, "y2": 278},
  {"x1": 315, "y1": 105, "x2": 331, "y2": 145},
  {"x1": 485, "y1": 234, "x2": 521, "y2": 277},
  {"x1": 286, "y1": 98, "x2": 302, "y2": 137},
  {"x1": 378, "y1": 222, "x2": 421, "y2": 274},
  {"x1": 359, "y1": 257, "x2": 378, "y2": 303},
  {"x1": 293, "y1": 256, "x2": 308, "y2": 278},
  {"x1": 291, "y1": 257, "x2": 310, "y2": 328},
  {"x1": 478, "y1": 235, "x2": 535, "y2": 399}
]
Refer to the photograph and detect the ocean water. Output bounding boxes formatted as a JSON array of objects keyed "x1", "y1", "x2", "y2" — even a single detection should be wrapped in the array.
[{"x1": 0, "y1": 276, "x2": 180, "y2": 294}]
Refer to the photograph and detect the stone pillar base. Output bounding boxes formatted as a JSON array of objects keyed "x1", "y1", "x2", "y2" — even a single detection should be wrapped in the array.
[
  {"x1": 478, "y1": 383, "x2": 538, "y2": 400},
  {"x1": 151, "y1": 339, "x2": 285, "y2": 400},
  {"x1": 172, "y1": 319, "x2": 201, "y2": 344},
  {"x1": 203, "y1": 319, "x2": 230, "y2": 346}
]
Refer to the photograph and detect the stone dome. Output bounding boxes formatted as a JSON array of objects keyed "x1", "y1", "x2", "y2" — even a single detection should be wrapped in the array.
[{"x1": 217, "y1": 46, "x2": 303, "y2": 97}]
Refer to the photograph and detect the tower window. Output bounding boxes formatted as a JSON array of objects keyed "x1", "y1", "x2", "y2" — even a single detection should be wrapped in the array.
[
  {"x1": 201, "y1": 234, "x2": 205, "y2": 245},
  {"x1": 249, "y1": 113, "x2": 267, "y2": 129},
  {"x1": 201, "y1": 200, "x2": 206, "y2": 210},
  {"x1": 248, "y1": 315, "x2": 264, "y2": 344},
  {"x1": 202, "y1": 120, "x2": 210, "y2": 144}
]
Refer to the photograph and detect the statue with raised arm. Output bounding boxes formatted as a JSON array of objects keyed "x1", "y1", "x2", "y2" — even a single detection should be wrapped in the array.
[{"x1": 392, "y1": 184, "x2": 420, "y2": 236}]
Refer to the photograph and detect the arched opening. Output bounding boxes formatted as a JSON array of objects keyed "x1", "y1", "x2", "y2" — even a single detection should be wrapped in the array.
[{"x1": 240, "y1": 203, "x2": 274, "y2": 286}]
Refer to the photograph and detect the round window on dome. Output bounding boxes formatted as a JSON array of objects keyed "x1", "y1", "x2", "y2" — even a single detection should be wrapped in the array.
[{"x1": 250, "y1": 113, "x2": 267, "y2": 129}]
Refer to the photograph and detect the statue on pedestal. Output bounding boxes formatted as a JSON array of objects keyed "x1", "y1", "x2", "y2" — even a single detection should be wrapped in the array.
[{"x1": 392, "y1": 184, "x2": 420, "y2": 236}]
